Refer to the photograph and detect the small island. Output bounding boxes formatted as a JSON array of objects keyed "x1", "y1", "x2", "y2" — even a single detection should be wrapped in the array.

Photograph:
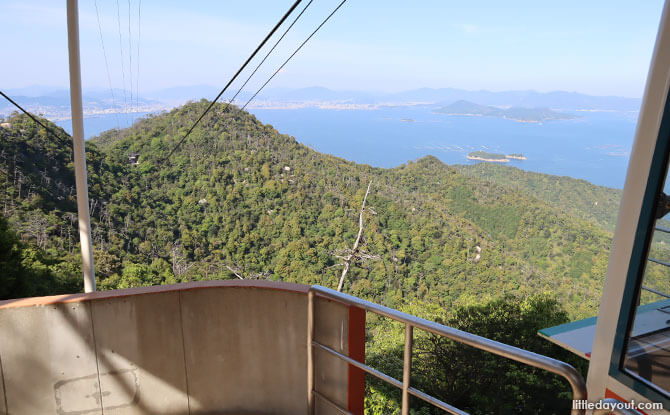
[
  {"x1": 467, "y1": 151, "x2": 509, "y2": 163},
  {"x1": 400, "y1": 118, "x2": 415, "y2": 123},
  {"x1": 467, "y1": 151, "x2": 527, "y2": 163}
]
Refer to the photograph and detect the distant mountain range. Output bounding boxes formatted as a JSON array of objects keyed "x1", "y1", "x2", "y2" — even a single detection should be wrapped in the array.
[
  {"x1": 0, "y1": 85, "x2": 641, "y2": 119},
  {"x1": 435, "y1": 100, "x2": 578, "y2": 123},
  {"x1": 0, "y1": 87, "x2": 161, "y2": 119},
  {"x1": 250, "y1": 86, "x2": 641, "y2": 111}
]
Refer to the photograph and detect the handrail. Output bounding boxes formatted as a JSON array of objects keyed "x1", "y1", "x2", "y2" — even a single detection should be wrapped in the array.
[
  {"x1": 654, "y1": 225, "x2": 670, "y2": 233},
  {"x1": 648, "y1": 256, "x2": 670, "y2": 268},
  {"x1": 312, "y1": 342, "x2": 466, "y2": 415},
  {"x1": 642, "y1": 285, "x2": 670, "y2": 299},
  {"x1": 307, "y1": 285, "x2": 587, "y2": 415}
]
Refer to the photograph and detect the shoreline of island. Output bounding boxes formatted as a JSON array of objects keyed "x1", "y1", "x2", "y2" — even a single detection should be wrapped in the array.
[
  {"x1": 467, "y1": 152, "x2": 527, "y2": 163},
  {"x1": 506, "y1": 154, "x2": 527, "y2": 160},
  {"x1": 467, "y1": 155, "x2": 510, "y2": 163}
]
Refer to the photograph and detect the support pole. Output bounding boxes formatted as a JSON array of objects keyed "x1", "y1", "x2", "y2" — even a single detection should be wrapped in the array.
[
  {"x1": 402, "y1": 324, "x2": 413, "y2": 415},
  {"x1": 66, "y1": 0, "x2": 96, "y2": 292},
  {"x1": 307, "y1": 290, "x2": 315, "y2": 415}
]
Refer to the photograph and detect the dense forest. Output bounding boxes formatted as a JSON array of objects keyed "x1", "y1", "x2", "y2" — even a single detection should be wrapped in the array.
[
  {"x1": 0, "y1": 101, "x2": 659, "y2": 413},
  {"x1": 455, "y1": 163, "x2": 623, "y2": 232}
]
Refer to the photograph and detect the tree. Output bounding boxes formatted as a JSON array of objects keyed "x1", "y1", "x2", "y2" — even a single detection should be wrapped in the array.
[
  {"x1": 333, "y1": 180, "x2": 379, "y2": 291},
  {"x1": 366, "y1": 295, "x2": 587, "y2": 415},
  {"x1": 0, "y1": 214, "x2": 80, "y2": 299},
  {"x1": 0, "y1": 214, "x2": 22, "y2": 298}
]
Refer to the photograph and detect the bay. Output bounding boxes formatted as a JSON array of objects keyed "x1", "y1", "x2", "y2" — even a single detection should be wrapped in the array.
[
  {"x1": 249, "y1": 106, "x2": 637, "y2": 189},
  {"x1": 53, "y1": 106, "x2": 637, "y2": 189}
]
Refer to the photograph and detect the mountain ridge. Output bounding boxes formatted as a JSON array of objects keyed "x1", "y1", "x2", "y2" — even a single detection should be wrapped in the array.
[{"x1": 1, "y1": 85, "x2": 641, "y2": 118}]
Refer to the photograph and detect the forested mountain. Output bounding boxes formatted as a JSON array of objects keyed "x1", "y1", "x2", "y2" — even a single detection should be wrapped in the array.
[
  {"x1": 1, "y1": 101, "x2": 615, "y2": 318},
  {"x1": 0, "y1": 113, "x2": 120, "y2": 297},
  {"x1": 93, "y1": 101, "x2": 620, "y2": 317},
  {"x1": 1, "y1": 101, "x2": 654, "y2": 413},
  {"x1": 455, "y1": 163, "x2": 623, "y2": 232}
]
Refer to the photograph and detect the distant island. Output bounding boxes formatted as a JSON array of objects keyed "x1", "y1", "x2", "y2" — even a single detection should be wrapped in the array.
[
  {"x1": 400, "y1": 118, "x2": 415, "y2": 122},
  {"x1": 434, "y1": 100, "x2": 578, "y2": 123},
  {"x1": 467, "y1": 151, "x2": 527, "y2": 163}
]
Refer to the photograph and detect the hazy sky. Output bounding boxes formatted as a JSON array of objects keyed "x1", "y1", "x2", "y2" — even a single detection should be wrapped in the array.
[{"x1": 1, "y1": 0, "x2": 665, "y2": 98}]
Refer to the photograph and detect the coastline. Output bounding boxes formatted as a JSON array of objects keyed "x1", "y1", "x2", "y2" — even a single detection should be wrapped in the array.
[{"x1": 467, "y1": 155, "x2": 510, "y2": 163}]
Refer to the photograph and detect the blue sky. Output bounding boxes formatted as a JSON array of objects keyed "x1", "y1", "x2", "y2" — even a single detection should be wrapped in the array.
[{"x1": 1, "y1": 0, "x2": 664, "y2": 97}]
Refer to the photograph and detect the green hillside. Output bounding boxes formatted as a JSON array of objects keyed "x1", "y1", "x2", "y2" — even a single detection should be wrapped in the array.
[
  {"x1": 0, "y1": 113, "x2": 125, "y2": 297},
  {"x1": 455, "y1": 163, "x2": 623, "y2": 232}
]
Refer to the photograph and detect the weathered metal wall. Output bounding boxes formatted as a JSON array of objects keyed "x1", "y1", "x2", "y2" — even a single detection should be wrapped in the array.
[{"x1": 0, "y1": 281, "x2": 355, "y2": 415}]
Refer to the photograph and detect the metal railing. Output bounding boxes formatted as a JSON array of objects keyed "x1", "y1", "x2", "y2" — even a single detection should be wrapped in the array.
[
  {"x1": 647, "y1": 225, "x2": 670, "y2": 269},
  {"x1": 648, "y1": 256, "x2": 670, "y2": 268},
  {"x1": 654, "y1": 225, "x2": 670, "y2": 234},
  {"x1": 640, "y1": 224, "x2": 670, "y2": 299},
  {"x1": 642, "y1": 285, "x2": 670, "y2": 299},
  {"x1": 306, "y1": 285, "x2": 587, "y2": 415}
]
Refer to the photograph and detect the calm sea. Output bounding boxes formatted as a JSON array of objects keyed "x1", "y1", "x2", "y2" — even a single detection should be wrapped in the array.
[
  {"x1": 250, "y1": 106, "x2": 637, "y2": 189},
  {"x1": 55, "y1": 107, "x2": 637, "y2": 189}
]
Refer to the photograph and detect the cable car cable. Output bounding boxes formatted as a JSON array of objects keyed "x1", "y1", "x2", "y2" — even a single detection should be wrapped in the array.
[
  {"x1": 241, "y1": 0, "x2": 347, "y2": 111},
  {"x1": 94, "y1": 0, "x2": 122, "y2": 133},
  {"x1": 0, "y1": 90, "x2": 69, "y2": 141},
  {"x1": 116, "y1": 0, "x2": 128, "y2": 114},
  {"x1": 226, "y1": 0, "x2": 315, "y2": 107},
  {"x1": 128, "y1": 0, "x2": 133, "y2": 112},
  {"x1": 162, "y1": 0, "x2": 304, "y2": 162},
  {"x1": 136, "y1": 0, "x2": 142, "y2": 111}
]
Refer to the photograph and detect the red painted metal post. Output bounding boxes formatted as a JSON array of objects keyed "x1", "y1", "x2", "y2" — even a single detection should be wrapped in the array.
[{"x1": 348, "y1": 305, "x2": 366, "y2": 415}]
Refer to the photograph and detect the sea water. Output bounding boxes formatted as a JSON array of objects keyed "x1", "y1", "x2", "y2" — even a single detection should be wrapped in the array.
[
  {"x1": 250, "y1": 106, "x2": 637, "y2": 189},
  {"x1": 55, "y1": 106, "x2": 636, "y2": 189}
]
